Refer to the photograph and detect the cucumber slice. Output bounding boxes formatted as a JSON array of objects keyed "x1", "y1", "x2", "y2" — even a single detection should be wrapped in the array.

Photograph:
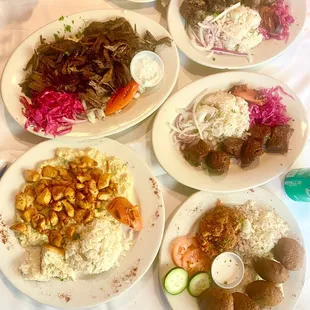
[
  {"x1": 188, "y1": 272, "x2": 212, "y2": 297},
  {"x1": 164, "y1": 267, "x2": 189, "y2": 295}
]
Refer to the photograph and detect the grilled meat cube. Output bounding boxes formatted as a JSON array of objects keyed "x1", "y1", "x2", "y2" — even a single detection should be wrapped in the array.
[
  {"x1": 242, "y1": 0, "x2": 261, "y2": 8},
  {"x1": 183, "y1": 139, "x2": 212, "y2": 166},
  {"x1": 241, "y1": 137, "x2": 264, "y2": 168},
  {"x1": 230, "y1": 84, "x2": 265, "y2": 106},
  {"x1": 222, "y1": 138, "x2": 244, "y2": 159},
  {"x1": 180, "y1": 0, "x2": 208, "y2": 25},
  {"x1": 265, "y1": 125, "x2": 294, "y2": 154},
  {"x1": 206, "y1": 151, "x2": 230, "y2": 173},
  {"x1": 249, "y1": 125, "x2": 271, "y2": 144},
  {"x1": 207, "y1": 0, "x2": 226, "y2": 13}
]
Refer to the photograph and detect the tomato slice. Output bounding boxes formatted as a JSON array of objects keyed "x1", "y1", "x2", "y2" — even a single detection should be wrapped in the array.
[
  {"x1": 182, "y1": 248, "x2": 212, "y2": 274},
  {"x1": 106, "y1": 197, "x2": 143, "y2": 231},
  {"x1": 105, "y1": 81, "x2": 139, "y2": 116},
  {"x1": 171, "y1": 236, "x2": 199, "y2": 267}
]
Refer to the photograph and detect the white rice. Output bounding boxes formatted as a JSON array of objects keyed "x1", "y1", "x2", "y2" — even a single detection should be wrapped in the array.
[
  {"x1": 236, "y1": 201, "x2": 289, "y2": 258},
  {"x1": 198, "y1": 91, "x2": 250, "y2": 143},
  {"x1": 220, "y1": 5, "x2": 264, "y2": 53}
]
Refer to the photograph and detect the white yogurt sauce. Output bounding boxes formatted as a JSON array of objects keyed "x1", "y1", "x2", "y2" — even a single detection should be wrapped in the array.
[
  {"x1": 131, "y1": 53, "x2": 163, "y2": 88},
  {"x1": 211, "y1": 252, "x2": 244, "y2": 289}
]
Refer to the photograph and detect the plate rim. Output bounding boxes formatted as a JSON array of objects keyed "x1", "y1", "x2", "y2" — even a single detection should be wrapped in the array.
[
  {"x1": 152, "y1": 71, "x2": 309, "y2": 192},
  {"x1": 158, "y1": 188, "x2": 307, "y2": 310},
  {"x1": 0, "y1": 137, "x2": 165, "y2": 308},
  {"x1": 0, "y1": 9, "x2": 180, "y2": 140},
  {"x1": 167, "y1": 0, "x2": 307, "y2": 69}
]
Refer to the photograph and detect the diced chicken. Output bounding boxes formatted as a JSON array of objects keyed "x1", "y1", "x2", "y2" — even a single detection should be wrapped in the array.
[
  {"x1": 10, "y1": 222, "x2": 28, "y2": 234},
  {"x1": 97, "y1": 173, "x2": 111, "y2": 190},
  {"x1": 15, "y1": 193, "x2": 27, "y2": 211},
  {"x1": 51, "y1": 201, "x2": 63, "y2": 212},
  {"x1": 65, "y1": 225, "x2": 76, "y2": 239},
  {"x1": 51, "y1": 185, "x2": 66, "y2": 201},
  {"x1": 21, "y1": 207, "x2": 36, "y2": 223},
  {"x1": 42, "y1": 165, "x2": 59, "y2": 178},
  {"x1": 36, "y1": 188, "x2": 52, "y2": 206},
  {"x1": 24, "y1": 170, "x2": 40, "y2": 182},
  {"x1": 49, "y1": 230, "x2": 63, "y2": 248},
  {"x1": 49, "y1": 211, "x2": 59, "y2": 227},
  {"x1": 80, "y1": 156, "x2": 97, "y2": 167},
  {"x1": 62, "y1": 200, "x2": 75, "y2": 218}
]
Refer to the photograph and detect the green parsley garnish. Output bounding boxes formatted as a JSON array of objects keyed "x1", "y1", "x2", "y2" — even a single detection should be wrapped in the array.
[
  {"x1": 73, "y1": 233, "x2": 81, "y2": 240},
  {"x1": 59, "y1": 15, "x2": 65, "y2": 21},
  {"x1": 64, "y1": 51, "x2": 70, "y2": 56},
  {"x1": 54, "y1": 33, "x2": 60, "y2": 41},
  {"x1": 64, "y1": 24, "x2": 72, "y2": 32}
]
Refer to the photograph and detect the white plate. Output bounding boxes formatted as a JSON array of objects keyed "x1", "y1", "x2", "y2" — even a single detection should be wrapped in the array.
[
  {"x1": 159, "y1": 188, "x2": 306, "y2": 310},
  {"x1": 152, "y1": 72, "x2": 309, "y2": 192},
  {"x1": 1, "y1": 10, "x2": 179, "y2": 140},
  {"x1": 0, "y1": 138, "x2": 165, "y2": 308},
  {"x1": 167, "y1": 0, "x2": 306, "y2": 69}
]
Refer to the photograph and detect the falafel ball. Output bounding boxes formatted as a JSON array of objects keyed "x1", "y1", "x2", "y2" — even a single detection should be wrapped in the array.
[
  {"x1": 273, "y1": 237, "x2": 304, "y2": 271},
  {"x1": 246, "y1": 280, "x2": 283, "y2": 307},
  {"x1": 254, "y1": 257, "x2": 289, "y2": 283},
  {"x1": 198, "y1": 287, "x2": 233, "y2": 310},
  {"x1": 232, "y1": 292, "x2": 259, "y2": 310}
]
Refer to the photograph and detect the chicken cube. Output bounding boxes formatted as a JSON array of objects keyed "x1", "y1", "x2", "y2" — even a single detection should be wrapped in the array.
[
  {"x1": 10, "y1": 222, "x2": 27, "y2": 234},
  {"x1": 76, "y1": 183, "x2": 85, "y2": 190},
  {"x1": 97, "y1": 189, "x2": 113, "y2": 201},
  {"x1": 21, "y1": 207, "x2": 36, "y2": 223},
  {"x1": 65, "y1": 225, "x2": 76, "y2": 239},
  {"x1": 84, "y1": 210, "x2": 94, "y2": 223},
  {"x1": 77, "y1": 174, "x2": 91, "y2": 183},
  {"x1": 34, "y1": 186, "x2": 45, "y2": 197},
  {"x1": 51, "y1": 185, "x2": 66, "y2": 201},
  {"x1": 33, "y1": 201, "x2": 44, "y2": 211},
  {"x1": 64, "y1": 187, "x2": 75, "y2": 204},
  {"x1": 62, "y1": 200, "x2": 75, "y2": 218},
  {"x1": 23, "y1": 184, "x2": 35, "y2": 196},
  {"x1": 80, "y1": 156, "x2": 97, "y2": 167},
  {"x1": 31, "y1": 214, "x2": 46, "y2": 230},
  {"x1": 58, "y1": 211, "x2": 69, "y2": 225},
  {"x1": 74, "y1": 209, "x2": 87, "y2": 223},
  {"x1": 24, "y1": 170, "x2": 40, "y2": 182},
  {"x1": 97, "y1": 173, "x2": 111, "y2": 190},
  {"x1": 15, "y1": 193, "x2": 27, "y2": 211},
  {"x1": 36, "y1": 188, "x2": 52, "y2": 206},
  {"x1": 42, "y1": 165, "x2": 58, "y2": 178},
  {"x1": 49, "y1": 230, "x2": 63, "y2": 248},
  {"x1": 86, "y1": 179, "x2": 98, "y2": 197},
  {"x1": 49, "y1": 211, "x2": 59, "y2": 227},
  {"x1": 51, "y1": 201, "x2": 63, "y2": 212}
]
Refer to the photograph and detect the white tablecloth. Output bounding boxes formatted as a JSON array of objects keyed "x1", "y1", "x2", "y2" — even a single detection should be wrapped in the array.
[{"x1": 0, "y1": 0, "x2": 310, "y2": 309}]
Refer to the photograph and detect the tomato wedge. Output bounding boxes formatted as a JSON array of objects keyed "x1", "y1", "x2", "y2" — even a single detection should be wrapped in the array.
[
  {"x1": 105, "y1": 81, "x2": 139, "y2": 116},
  {"x1": 181, "y1": 248, "x2": 212, "y2": 274},
  {"x1": 106, "y1": 197, "x2": 143, "y2": 231},
  {"x1": 171, "y1": 236, "x2": 199, "y2": 267}
]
